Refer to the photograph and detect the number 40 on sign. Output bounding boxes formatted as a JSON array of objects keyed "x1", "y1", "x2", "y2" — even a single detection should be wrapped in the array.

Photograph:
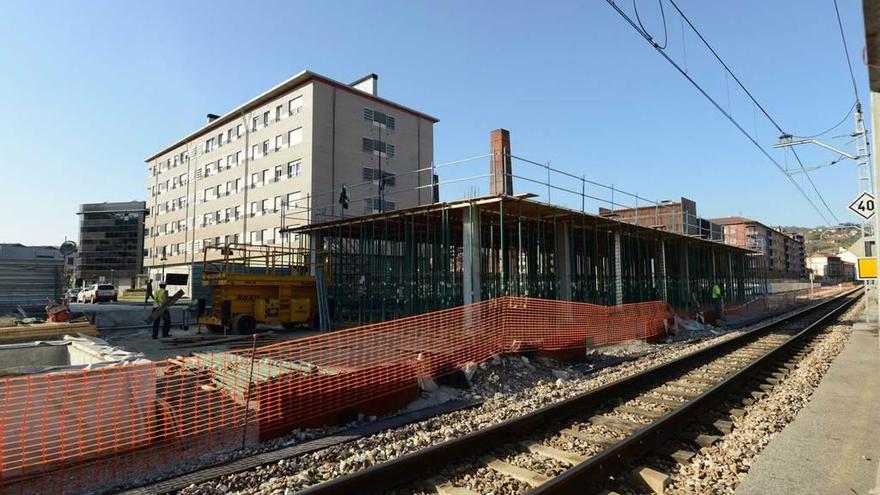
[{"x1": 848, "y1": 191, "x2": 875, "y2": 220}]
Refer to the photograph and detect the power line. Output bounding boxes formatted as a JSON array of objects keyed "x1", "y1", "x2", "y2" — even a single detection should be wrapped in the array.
[
  {"x1": 605, "y1": 0, "x2": 837, "y2": 224},
  {"x1": 664, "y1": 0, "x2": 839, "y2": 224},
  {"x1": 792, "y1": 101, "x2": 856, "y2": 139},
  {"x1": 606, "y1": 0, "x2": 838, "y2": 224},
  {"x1": 832, "y1": 0, "x2": 860, "y2": 103}
]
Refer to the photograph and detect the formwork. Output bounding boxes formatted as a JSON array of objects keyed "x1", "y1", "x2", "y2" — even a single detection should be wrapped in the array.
[{"x1": 286, "y1": 194, "x2": 764, "y2": 325}]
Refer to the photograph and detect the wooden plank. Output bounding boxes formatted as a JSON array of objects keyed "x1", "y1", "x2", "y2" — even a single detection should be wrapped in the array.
[
  {"x1": 615, "y1": 405, "x2": 666, "y2": 419},
  {"x1": 482, "y1": 456, "x2": 549, "y2": 487},
  {"x1": 519, "y1": 441, "x2": 586, "y2": 465},
  {"x1": 559, "y1": 428, "x2": 618, "y2": 447},
  {"x1": 425, "y1": 477, "x2": 480, "y2": 495},
  {"x1": 631, "y1": 465, "x2": 670, "y2": 494},
  {"x1": 670, "y1": 449, "x2": 695, "y2": 465},
  {"x1": 638, "y1": 395, "x2": 685, "y2": 408},
  {"x1": 589, "y1": 415, "x2": 643, "y2": 433}
]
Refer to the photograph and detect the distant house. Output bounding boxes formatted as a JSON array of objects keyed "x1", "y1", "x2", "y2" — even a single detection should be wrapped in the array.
[
  {"x1": 807, "y1": 253, "x2": 855, "y2": 282},
  {"x1": 712, "y1": 217, "x2": 806, "y2": 279}
]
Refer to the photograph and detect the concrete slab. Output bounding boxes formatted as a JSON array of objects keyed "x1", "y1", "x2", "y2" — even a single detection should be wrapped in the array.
[{"x1": 735, "y1": 315, "x2": 880, "y2": 495}]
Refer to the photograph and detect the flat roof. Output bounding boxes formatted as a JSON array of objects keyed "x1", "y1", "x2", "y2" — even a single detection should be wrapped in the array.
[
  {"x1": 145, "y1": 70, "x2": 439, "y2": 163},
  {"x1": 288, "y1": 194, "x2": 753, "y2": 253}
]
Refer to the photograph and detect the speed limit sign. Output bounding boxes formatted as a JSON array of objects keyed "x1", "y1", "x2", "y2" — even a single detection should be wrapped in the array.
[{"x1": 848, "y1": 191, "x2": 875, "y2": 220}]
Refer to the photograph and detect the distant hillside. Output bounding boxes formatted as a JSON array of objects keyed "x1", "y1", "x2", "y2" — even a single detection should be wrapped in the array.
[{"x1": 779, "y1": 223, "x2": 865, "y2": 256}]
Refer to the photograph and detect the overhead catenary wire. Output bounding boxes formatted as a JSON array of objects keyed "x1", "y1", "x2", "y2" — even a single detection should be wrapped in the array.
[
  {"x1": 607, "y1": 0, "x2": 837, "y2": 224},
  {"x1": 832, "y1": 0, "x2": 860, "y2": 104},
  {"x1": 792, "y1": 101, "x2": 857, "y2": 139},
  {"x1": 665, "y1": 0, "x2": 839, "y2": 224}
]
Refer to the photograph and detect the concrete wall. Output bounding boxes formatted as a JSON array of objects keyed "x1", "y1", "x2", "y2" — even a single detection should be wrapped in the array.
[{"x1": 0, "y1": 244, "x2": 64, "y2": 313}]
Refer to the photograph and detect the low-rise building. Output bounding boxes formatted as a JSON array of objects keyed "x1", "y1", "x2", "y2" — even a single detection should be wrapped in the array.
[
  {"x1": 807, "y1": 253, "x2": 855, "y2": 281},
  {"x1": 712, "y1": 216, "x2": 805, "y2": 279},
  {"x1": 598, "y1": 197, "x2": 723, "y2": 240},
  {"x1": 76, "y1": 201, "x2": 147, "y2": 289}
]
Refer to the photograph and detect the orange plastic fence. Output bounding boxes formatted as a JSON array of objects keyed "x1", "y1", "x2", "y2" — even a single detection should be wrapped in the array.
[{"x1": 0, "y1": 296, "x2": 672, "y2": 495}]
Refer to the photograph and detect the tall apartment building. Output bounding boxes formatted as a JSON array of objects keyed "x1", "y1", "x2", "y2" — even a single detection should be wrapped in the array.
[
  {"x1": 598, "y1": 197, "x2": 724, "y2": 241},
  {"x1": 712, "y1": 217, "x2": 805, "y2": 279},
  {"x1": 144, "y1": 71, "x2": 436, "y2": 289},
  {"x1": 76, "y1": 201, "x2": 147, "y2": 288}
]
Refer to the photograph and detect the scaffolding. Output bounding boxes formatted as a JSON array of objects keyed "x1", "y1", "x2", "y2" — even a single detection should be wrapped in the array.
[{"x1": 287, "y1": 195, "x2": 763, "y2": 325}]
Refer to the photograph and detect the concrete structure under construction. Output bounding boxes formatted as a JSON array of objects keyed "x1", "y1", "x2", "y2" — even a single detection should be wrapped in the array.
[
  {"x1": 599, "y1": 197, "x2": 723, "y2": 240},
  {"x1": 713, "y1": 216, "x2": 806, "y2": 279},
  {"x1": 143, "y1": 71, "x2": 437, "y2": 294},
  {"x1": 0, "y1": 244, "x2": 64, "y2": 314},
  {"x1": 76, "y1": 201, "x2": 147, "y2": 288},
  {"x1": 289, "y1": 194, "x2": 764, "y2": 325}
]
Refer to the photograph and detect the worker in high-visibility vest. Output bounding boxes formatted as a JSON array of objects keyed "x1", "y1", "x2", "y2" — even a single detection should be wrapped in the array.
[
  {"x1": 151, "y1": 282, "x2": 172, "y2": 339},
  {"x1": 711, "y1": 283, "x2": 723, "y2": 322}
]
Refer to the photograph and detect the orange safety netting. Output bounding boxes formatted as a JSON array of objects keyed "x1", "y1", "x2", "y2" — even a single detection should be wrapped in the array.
[{"x1": 0, "y1": 296, "x2": 672, "y2": 494}]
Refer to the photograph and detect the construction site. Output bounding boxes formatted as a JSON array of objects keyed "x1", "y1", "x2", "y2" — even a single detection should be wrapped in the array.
[
  {"x1": 2, "y1": 2, "x2": 880, "y2": 494},
  {"x1": 0, "y1": 128, "x2": 855, "y2": 495}
]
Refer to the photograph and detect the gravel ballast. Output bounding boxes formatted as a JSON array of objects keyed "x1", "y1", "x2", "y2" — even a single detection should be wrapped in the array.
[{"x1": 664, "y1": 303, "x2": 861, "y2": 495}]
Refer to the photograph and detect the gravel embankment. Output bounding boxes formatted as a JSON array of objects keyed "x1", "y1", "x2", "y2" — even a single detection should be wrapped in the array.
[
  {"x1": 664, "y1": 304, "x2": 860, "y2": 494},
  {"x1": 178, "y1": 330, "x2": 745, "y2": 495}
]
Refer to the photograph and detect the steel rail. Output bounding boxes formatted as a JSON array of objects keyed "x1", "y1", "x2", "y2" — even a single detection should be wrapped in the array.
[{"x1": 295, "y1": 289, "x2": 860, "y2": 495}]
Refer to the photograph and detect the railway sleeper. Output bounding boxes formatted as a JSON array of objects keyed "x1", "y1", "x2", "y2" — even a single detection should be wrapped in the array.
[{"x1": 481, "y1": 456, "x2": 549, "y2": 487}]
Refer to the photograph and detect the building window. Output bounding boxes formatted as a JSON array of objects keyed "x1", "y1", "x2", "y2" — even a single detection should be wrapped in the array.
[
  {"x1": 236, "y1": 151, "x2": 242, "y2": 165},
  {"x1": 252, "y1": 116, "x2": 259, "y2": 131},
  {"x1": 363, "y1": 108, "x2": 395, "y2": 129},
  {"x1": 251, "y1": 144, "x2": 259, "y2": 160},
  {"x1": 289, "y1": 96, "x2": 303, "y2": 114},
  {"x1": 364, "y1": 197, "x2": 395, "y2": 212},
  {"x1": 275, "y1": 134, "x2": 283, "y2": 151},
  {"x1": 274, "y1": 195, "x2": 284, "y2": 212},
  {"x1": 250, "y1": 230, "x2": 263, "y2": 245},
  {"x1": 227, "y1": 128, "x2": 234, "y2": 142},
  {"x1": 362, "y1": 138, "x2": 395, "y2": 158},
  {"x1": 250, "y1": 201, "x2": 258, "y2": 217},
  {"x1": 263, "y1": 111, "x2": 269, "y2": 126},
  {"x1": 287, "y1": 191, "x2": 301, "y2": 208},
  {"x1": 287, "y1": 160, "x2": 302, "y2": 178},
  {"x1": 261, "y1": 199, "x2": 268, "y2": 215},
  {"x1": 235, "y1": 178, "x2": 241, "y2": 192},
  {"x1": 234, "y1": 206, "x2": 241, "y2": 220},
  {"x1": 275, "y1": 165, "x2": 284, "y2": 182},
  {"x1": 362, "y1": 167, "x2": 396, "y2": 186},
  {"x1": 275, "y1": 105, "x2": 283, "y2": 121},
  {"x1": 288, "y1": 127, "x2": 303, "y2": 147},
  {"x1": 237, "y1": 124, "x2": 243, "y2": 137},
  {"x1": 251, "y1": 172, "x2": 259, "y2": 188},
  {"x1": 262, "y1": 140, "x2": 269, "y2": 155}
]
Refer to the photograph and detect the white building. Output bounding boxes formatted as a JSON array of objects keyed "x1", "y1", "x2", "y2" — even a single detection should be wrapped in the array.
[{"x1": 143, "y1": 71, "x2": 437, "y2": 293}]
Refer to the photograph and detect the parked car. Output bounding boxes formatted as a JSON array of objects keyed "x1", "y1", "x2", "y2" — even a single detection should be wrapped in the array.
[
  {"x1": 79, "y1": 284, "x2": 118, "y2": 303},
  {"x1": 63, "y1": 288, "x2": 82, "y2": 301}
]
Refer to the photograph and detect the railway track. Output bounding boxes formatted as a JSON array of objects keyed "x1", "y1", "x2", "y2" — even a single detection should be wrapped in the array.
[{"x1": 292, "y1": 288, "x2": 860, "y2": 495}]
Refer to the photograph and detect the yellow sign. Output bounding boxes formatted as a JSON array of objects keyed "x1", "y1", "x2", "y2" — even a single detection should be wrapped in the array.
[{"x1": 857, "y1": 257, "x2": 877, "y2": 280}]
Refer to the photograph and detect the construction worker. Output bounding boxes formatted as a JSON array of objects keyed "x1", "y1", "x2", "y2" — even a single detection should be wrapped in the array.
[
  {"x1": 711, "y1": 282, "x2": 723, "y2": 322},
  {"x1": 144, "y1": 278, "x2": 153, "y2": 305},
  {"x1": 152, "y1": 282, "x2": 171, "y2": 339}
]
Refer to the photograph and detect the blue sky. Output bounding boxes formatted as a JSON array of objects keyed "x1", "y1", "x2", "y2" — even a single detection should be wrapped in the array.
[{"x1": 0, "y1": 0, "x2": 869, "y2": 245}]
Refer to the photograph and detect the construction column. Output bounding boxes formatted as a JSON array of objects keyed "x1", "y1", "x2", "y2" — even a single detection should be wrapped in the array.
[
  {"x1": 658, "y1": 239, "x2": 668, "y2": 302},
  {"x1": 557, "y1": 222, "x2": 572, "y2": 301},
  {"x1": 614, "y1": 231, "x2": 623, "y2": 305},
  {"x1": 462, "y1": 204, "x2": 482, "y2": 304}
]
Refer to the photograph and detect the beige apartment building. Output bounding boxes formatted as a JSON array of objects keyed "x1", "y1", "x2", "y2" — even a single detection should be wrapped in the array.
[{"x1": 144, "y1": 71, "x2": 437, "y2": 291}]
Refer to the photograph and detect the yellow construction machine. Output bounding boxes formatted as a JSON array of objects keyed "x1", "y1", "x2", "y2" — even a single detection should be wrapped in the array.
[{"x1": 198, "y1": 243, "x2": 320, "y2": 334}]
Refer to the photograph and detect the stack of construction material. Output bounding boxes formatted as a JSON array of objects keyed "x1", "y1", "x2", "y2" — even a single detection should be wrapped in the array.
[{"x1": 0, "y1": 321, "x2": 98, "y2": 344}]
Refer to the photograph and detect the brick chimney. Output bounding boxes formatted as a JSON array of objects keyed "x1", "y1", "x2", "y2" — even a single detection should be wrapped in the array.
[{"x1": 490, "y1": 129, "x2": 513, "y2": 195}]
